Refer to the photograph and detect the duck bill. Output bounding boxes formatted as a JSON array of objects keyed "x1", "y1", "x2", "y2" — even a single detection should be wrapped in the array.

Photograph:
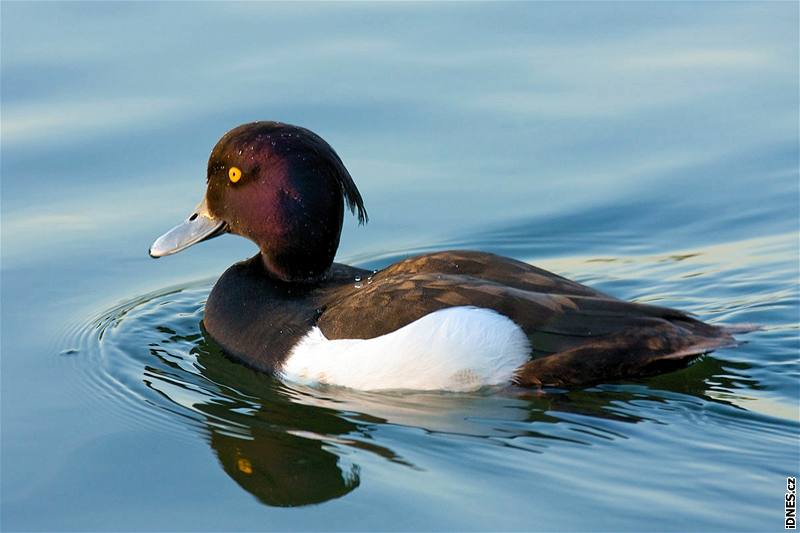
[{"x1": 149, "y1": 197, "x2": 228, "y2": 258}]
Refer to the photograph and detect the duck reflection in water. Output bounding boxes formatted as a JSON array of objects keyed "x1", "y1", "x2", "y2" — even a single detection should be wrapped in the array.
[
  {"x1": 146, "y1": 327, "x2": 414, "y2": 507},
  {"x1": 205, "y1": 403, "x2": 360, "y2": 507},
  {"x1": 139, "y1": 319, "x2": 753, "y2": 508}
]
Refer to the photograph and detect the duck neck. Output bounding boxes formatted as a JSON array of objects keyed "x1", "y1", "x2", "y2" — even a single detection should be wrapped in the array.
[{"x1": 259, "y1": 249, "x2": 333, "y2": 284}]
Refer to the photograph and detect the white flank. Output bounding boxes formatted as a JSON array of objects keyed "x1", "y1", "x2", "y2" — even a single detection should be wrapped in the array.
[{"x1": 281, "y1": 306, "x2": 530, "y2": 392}]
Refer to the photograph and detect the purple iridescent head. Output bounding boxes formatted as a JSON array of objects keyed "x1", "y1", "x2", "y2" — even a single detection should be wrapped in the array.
[{"x1": 149, "y1": 122, "x2": 367, "y2": 282}]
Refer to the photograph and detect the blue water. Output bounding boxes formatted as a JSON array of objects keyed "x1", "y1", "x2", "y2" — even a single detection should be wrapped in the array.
[{"x1": 2, "y1": 3, "x2": 798, "y2": 531}]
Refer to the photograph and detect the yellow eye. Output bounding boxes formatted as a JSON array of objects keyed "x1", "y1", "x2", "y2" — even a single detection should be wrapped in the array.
[
  {"x1": 237, "y1": 457, "x2": 253, "y2": 475},
  {"x1": 229, "y1": 166, "x2": 242, "y2": 183}
]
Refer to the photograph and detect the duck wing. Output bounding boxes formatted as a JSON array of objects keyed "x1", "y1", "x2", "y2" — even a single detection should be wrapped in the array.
[
  {"x1": 317, "y1": 251, "x2": 734, "y2": 387},
  {"x1": 372, "y1": 250, "x2": 610, "y2": 298}
]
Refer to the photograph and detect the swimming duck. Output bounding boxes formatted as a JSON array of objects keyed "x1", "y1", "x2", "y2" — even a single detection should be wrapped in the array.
[{"x1": 150, "y1": 121, "x2": 734, "y2": 391}]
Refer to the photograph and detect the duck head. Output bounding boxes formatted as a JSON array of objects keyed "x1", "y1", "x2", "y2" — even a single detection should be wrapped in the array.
[{"x1": 149, "y1": 122, "x2": 367, "y2": 282}]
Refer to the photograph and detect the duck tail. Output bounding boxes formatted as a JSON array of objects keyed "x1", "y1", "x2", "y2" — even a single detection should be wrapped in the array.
[{"x1": 513, "y1": 323, "x2": 737, "y2": 389}]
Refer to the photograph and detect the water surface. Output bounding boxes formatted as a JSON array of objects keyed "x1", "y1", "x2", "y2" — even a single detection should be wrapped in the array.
[{"x1": 2, "y1": 2, "x2": 798, "y2": 531}]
